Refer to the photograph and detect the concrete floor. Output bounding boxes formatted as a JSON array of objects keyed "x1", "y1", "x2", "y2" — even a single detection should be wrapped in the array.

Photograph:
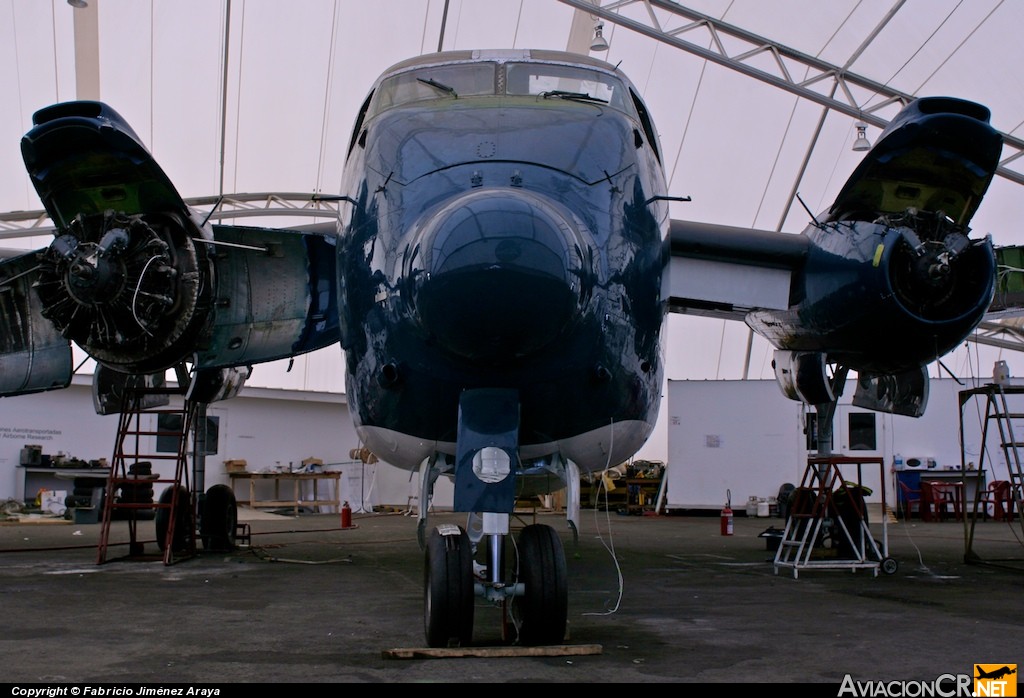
[{"x1": 0, "y1": 505, "x2": 1022, "y2": 685}]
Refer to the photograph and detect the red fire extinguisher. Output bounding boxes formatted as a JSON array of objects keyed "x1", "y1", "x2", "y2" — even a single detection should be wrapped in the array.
[
  {"x1": 340, "y1": 501, "x2": 352, "y2": 529},
  {"x1": 721, "y1": 489, "x2": 734, "y2": 536}
]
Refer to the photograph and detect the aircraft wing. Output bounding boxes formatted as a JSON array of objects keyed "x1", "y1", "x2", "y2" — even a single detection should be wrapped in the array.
[
  {"x1": 667, "y1": 219, "x2": 808, "y2": 321},
  {"x1": 0, "y1": 101, "x2": 340, "y2": 403}
]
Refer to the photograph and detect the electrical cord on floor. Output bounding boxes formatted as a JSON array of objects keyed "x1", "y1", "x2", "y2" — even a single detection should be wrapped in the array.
[
  {"x1": 893, "y1": 517, "x2": 934, "y2": 575},
  {"x1": 243, "y1": 544, "x2": 353, "y2": 565},
  {"x1": 582, "y1": 420, "x2": 625, "y2": 618},
  {"x1": 233, "y1": 515, "x2": 419, "y2": 564},
  {"x1": 581, "y1": 475, "x2": 625, "y2": 617}
]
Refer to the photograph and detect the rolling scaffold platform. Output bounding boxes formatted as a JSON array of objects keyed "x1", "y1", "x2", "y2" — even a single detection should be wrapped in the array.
[{"x1": 774, "y1": 456, "x2": 896, "y2": 579}]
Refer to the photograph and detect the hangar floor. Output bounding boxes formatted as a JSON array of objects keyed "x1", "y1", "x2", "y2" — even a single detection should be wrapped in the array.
[{"x1": 0, "y1": 507, "x2": 1021, "y2": 685}]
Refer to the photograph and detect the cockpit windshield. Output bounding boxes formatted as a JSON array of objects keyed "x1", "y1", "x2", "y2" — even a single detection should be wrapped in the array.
[
  {"x1": 368, "y1": 59, "x2": 635, "y2": 120},
  {"x1": 505, "y1": 63, "x2": 629, "y2": 111},
  {"x1": 373, "y1": 63, "x2": 497, "y2": 112}
]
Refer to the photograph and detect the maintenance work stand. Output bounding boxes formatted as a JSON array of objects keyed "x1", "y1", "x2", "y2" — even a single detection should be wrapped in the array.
[{"x1": 774, "y1": 455, "x2": 896, "y2": 579}]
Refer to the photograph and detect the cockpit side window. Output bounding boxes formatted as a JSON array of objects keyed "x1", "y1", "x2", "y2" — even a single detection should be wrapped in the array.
[
  {"x1": 629, "y1": 88, "x2": 661, "y2": 163},
  {"x1": 371, "y1": 63, "x2": 497, "y2": 114},
  {"x1": 347, "y1": 90, "x2": 374, "y2": 158},
  {"x1": 505, "y1": 63, "x2": 630, "y2": 113}
]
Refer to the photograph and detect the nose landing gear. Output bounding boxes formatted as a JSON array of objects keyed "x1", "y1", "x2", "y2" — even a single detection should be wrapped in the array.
[{"x1": 423, "y1": 516, "x2": 568, "y2": 648}]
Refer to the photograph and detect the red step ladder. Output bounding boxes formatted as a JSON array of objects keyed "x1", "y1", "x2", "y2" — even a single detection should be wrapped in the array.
[{"x1": 96, "y1": 378, "x2": 198, "y2": 566}]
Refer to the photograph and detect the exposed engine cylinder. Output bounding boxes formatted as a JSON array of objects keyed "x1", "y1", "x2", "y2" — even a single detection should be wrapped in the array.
[
  {"x1": 34, "y1": 210, "x2": 211, "y2": 373},
  {"x1": 885, "y1": 209, "x2": 993, "y2": 322}
]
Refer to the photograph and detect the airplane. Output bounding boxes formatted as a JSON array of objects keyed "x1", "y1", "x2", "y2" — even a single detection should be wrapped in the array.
[
  {"x1": 976, "y1": 666, "x2": 1017, "y2": 681},
  {"x1": 0, "y1": 48, "x2": 1003, "y2": 648}
]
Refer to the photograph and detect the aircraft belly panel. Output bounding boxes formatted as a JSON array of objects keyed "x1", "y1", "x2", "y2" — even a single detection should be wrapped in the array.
[
  {"x1": 355, "y1": 418, "x2": 654, "y2": 475},
  {"x1": 349, "y1": 334, "x2": 656, "y2": 452}
]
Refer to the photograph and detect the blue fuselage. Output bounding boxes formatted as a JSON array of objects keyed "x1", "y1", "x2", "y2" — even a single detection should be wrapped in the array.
[{"x1": 336, "y1": 69, "x2": 669, "y2": 472}]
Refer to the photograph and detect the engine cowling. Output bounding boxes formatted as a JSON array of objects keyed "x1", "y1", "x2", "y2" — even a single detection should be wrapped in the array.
[{"x1": 35, "y1": 209, "x2": 213, "y2": 374}]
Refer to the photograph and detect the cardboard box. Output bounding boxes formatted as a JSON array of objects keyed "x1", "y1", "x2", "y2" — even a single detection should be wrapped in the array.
[
  {"x1": 224, "y1": 459, "x2": 248, "y2": 473},
  {"x1": 41, "y1": 490, "x2": 67, "y2": 515}
]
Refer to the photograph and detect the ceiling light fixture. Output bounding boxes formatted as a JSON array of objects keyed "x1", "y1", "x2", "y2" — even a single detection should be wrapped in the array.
[
  {"x1": 67, "y1": 0, "x2": 88, "y2": 7},
  {"x1": 852, "y1": 121, "x2": 871, "y2": 152},
  {"x1": 590, "y1": 21, "x2": 609, "y2": 52}
]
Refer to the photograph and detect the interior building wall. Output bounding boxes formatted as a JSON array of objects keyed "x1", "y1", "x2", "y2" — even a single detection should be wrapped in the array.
[
  {"x1": 665, "y1": 377, "x2": 1008, "y2": 512},
  {"x1": 0, "y1": 379, "x2": 454, "y2": 512}
]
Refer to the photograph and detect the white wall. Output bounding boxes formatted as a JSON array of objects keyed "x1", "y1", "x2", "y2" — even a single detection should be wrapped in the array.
[
  {"x1": 665, "y1": 379, "x2": 804, "y2": 511},
  {"x1": 0, "y1": 378, "x2": 454, "y2": 511},
  {"x1": 8, "y1": 373, "x2": 1017, "y2": 516},
  {"x1": 664, "y1": 376, "x2": 1011, "y2": 511},
  {"x1": 0, "y1": 383, "x2": 121, "y2": 503}
]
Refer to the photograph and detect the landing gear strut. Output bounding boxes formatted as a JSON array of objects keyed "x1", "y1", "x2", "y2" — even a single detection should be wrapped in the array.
[{"x1": 420, "y1": 388, "x2": 572, "y2": 648}]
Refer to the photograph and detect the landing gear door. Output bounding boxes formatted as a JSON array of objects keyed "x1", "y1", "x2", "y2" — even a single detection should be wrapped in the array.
[
  {"x1": 453, "y1": 388, "x2": 520, "y2": 513},
  {"x1": 851, "y1": 367, "x2": 929, "y2": 418}
]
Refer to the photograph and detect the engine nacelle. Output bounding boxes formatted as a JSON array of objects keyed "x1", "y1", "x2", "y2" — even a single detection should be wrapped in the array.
[
  {"x1": 36, "y1": 209, "x2": 212, "y2": 374},
  {"x1": 773, "y1": 350, "x2": 930, "y2": 417},
  {"x1": 772, "y1": 350, "x2": 835, "y2": 405}
]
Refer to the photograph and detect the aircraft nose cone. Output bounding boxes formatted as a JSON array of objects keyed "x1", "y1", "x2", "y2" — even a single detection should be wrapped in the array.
[{"x1": 410, "y1": 189, "x2": 586, "y2": 363}]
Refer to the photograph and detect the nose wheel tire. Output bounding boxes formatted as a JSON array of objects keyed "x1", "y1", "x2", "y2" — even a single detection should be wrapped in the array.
[
  {"x1": 424, "y1": 525, "x2": 475, "y2": 648},
  {"x1": 513, "y1": 523, "x2": 568, "y2": 646}
]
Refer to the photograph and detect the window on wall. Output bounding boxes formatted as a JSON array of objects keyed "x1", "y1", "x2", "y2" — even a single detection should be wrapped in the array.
[
  {"x1": 156, "y1": 414, "x2": 220, "y2": 455},
  {"x1": 848, "y1": 412, "x2": 877, "y2": 450}
]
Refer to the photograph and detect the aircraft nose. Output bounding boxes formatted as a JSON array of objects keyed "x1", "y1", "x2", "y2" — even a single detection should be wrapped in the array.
[{"x1": 409, "y1": 189, "x2": 587, "y2": 364}]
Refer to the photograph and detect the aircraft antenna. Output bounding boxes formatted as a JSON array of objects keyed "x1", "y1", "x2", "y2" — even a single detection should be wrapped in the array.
[
  {"x1": 200, "y1": 195, "x2": 224, "y2": 228},
  {"x1": 937, "y1": 358, "x2": 965, "y2": 386},
  {"x1": 795, "y1": 192, "x2": 823, "y2": 229}
]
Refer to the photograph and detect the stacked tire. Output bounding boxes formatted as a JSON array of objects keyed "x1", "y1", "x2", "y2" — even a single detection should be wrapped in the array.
[
  {"x1": 65, "y1": 476, "x2": 107, "y2": 510},
  {"x1": 115, "y1": 461, "x2": 156, "y2": 520}
]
